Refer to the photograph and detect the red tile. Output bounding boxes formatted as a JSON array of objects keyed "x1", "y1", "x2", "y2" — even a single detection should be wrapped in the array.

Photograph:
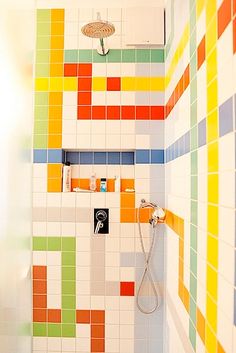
[
  {"x1": 33, "y1": 280, "x2": 47, "y2": 294},
  {"x1": 78, "y1": 77, "x2": 92, "y2": 91},
  {"x1": 197, "y1": 36, "x2": 205, "y2": 69},
  {"x1": 48, "y1": 309, "x2": 61, "y2": 323},
  {"x1": 107, "y1": 77, "x2": 121, "y2": 91},
  {"x1": 234, "y1": 17, "x2": 236, "y2": 54},
  {"x1": 77, "y1": 106, "x2": 91, "y2": 119},
  {"x1": 91, "y1": 325, "x2": 105, "y2": 338},
  {"x1": 78, "y1": 63, "x2": 92, "y2": 77},
  {"x1": 78, "y1": 92, "x2": 91, "y2": 105},
  {"x1": 33, "y1": 309, "x2": 47, "y2": 322},
  {"x1": 218, "y1": 0, "x2": 231, "y2": 38},
  {"x1": 151, "y1": 106, "x2": 165, "y2": 120},
  {"x1": 76, "y1": 310, "x2": 90, "y2": 324},
  {"x1": 120, "y1": 282, "x2": 135, "y2": 296},
  {"x1": 136, "y1": 106, "x2": 150, "y2": 119},
  {"x1": 92, "y1": 106, "x2": 106, "y2": 119},
  {"x1": 33, "y1": 295, "x2": 47, "y2": 308},
  {"x1": 91, "y1": 310, "x2": 105, "y2": 324},
  {"x1": 91, "y1": 338, "x2": 105, "y2": 352},
  {"x1": 64, "y1": 63, "x2": 78, "y2": 77},
  {"x1": 33, "y1": 266, "x2": 47, "y2": 280},
  {"x1": 107, "y1": 106, "x2": 120, "y2": 120},
  {"x1": 121, "y1": 106, "x2": 135, "y2": 119}
]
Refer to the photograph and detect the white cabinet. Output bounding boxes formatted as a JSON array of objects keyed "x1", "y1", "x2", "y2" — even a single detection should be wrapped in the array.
[{"x1": 123, "y1": 7, "x2": 165, "y2": 46}]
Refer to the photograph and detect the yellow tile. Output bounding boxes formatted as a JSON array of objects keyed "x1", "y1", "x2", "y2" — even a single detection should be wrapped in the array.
[
  {"x1": 48, "y1": 120, "x2": 62, "y2": 134},
  {"x1": 205, "y1": 15, "x2": 217, "y2": 55},
  {"x1": 50, "y1": 49, "x2": 64, "y2": 63},
  {"x1": 206, "y1": 0, "x2": 217, "y2": 27},
  {"x1": 50, "y1": 36, "x2": 64, "y2": 49},
  {"x1": 207, "y1": 234, "x2": 218, "y2": 268},
  {"x1": 64, "y1": 77, "x2": 78, "y2": 91},
  {"x1": 121, "y1": 77, "x2": 136, "y2": 91},
  {"x1": 35, "y1": 78, "x2": 49, "y2": 91},
  {"x1": 92, "y1": 77, "x2": 106, "y2": 91},
  {"x1": 49, "y1": 92, "x2": 63, "y2": 105},
  {"x1": 207, "y1": 79, "x2": 218, "y2": 114},
  {"x1": 207, "y1": 142, "x2": 218, "y2": 172},
  {"x1": 51, "y1": 9, "x2": 64, "y2": 22},
  {"x1": 48, "y1": 134, "x2": 62, "y2": 148},
  {"x1": 207, "y1": 204, "x2": 218, "y2": 236},
  {"x1": 207, "y1": 110, "x2": 218, "y2": 143},
  {"x1": 49, "y1": 77, "x2": 63, "y2": 91},
  {"x1": 136, "y1": 77, "x2": 150, "y2": 91},
  {"x1": 150, "y1": 77, "x2": 165, "y2": 91},
  {"x1": 197, "y1": 0, "x2": 205, "y2": 19},
  {"x1": 48, "y1": 163, "x2": 62, "y2": 178},
  {"x1": 206, "y1": 48, "x2": 217, "y2": 84},
  {"x1": 47, "y1": 178, "x2": 62, "y2": 192},
  {"x1": 206, "y1": 265, "x2": 218, "y2": 301},
  {"x1": 208, "y1": 173, "x2": 218, "y2": 204},
  {"x1": 205, "y1": 323, "x2": 217, "y2": 353},
  {"x1": 206, "y1": 294, "x2": 217, "y2": 332},
  {"x1": 51, "y1": 22, "x2": 64, "y2": 35},
  {"x1": 50, "y1": 63, "x2": 64, "y2": 77}
]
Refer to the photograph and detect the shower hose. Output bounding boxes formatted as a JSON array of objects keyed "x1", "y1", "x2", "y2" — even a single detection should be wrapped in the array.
[{"x1": 136, "y1": 205, "x2": 160, "y2": 314}]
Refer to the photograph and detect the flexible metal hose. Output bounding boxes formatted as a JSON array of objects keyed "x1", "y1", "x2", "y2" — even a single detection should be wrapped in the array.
[{"x1": 136, "y1": 205, "x2": 160, "y2": 314}]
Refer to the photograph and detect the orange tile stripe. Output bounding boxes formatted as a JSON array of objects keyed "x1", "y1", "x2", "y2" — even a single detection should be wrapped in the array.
[{"x1": 165, "y1": 210, "x2": 226, "y2": 352}]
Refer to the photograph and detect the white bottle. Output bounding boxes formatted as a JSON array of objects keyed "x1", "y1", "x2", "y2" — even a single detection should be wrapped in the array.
[
  {"x1": 62, "y1": 162, "x2": 71, "y2": 192},
  {"x1": 114, "y1": 175, "x2": 120, "y2": 192},
  {"x1": 90, "y1": 173, "x2": 97, "y2": 191}
]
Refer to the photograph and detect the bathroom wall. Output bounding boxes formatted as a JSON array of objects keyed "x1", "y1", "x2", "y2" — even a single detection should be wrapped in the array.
[
  {"x1": 32, "y1": 4, "x2": 165, "y2": 353},
  {"x1": 164, "y1": 0, "x2": 236, "y2": 353}
]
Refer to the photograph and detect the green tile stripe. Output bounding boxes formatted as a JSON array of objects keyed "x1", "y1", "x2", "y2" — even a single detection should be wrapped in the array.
[
  {"x1": 34, "y1": 92, "x2": 49, "y2": 149},
  {"x1": 64, "y1": 48, "x2": 164, "y2": 63},
  {"x1": 36, "y1": 9, "x2": 51, "y2": 77},
  {"x1": 189, "y1": 0, "x2": 198, "y2": 350},
  {"x1": 33, "y1": 236, "x2": 76, "y2": 337}
]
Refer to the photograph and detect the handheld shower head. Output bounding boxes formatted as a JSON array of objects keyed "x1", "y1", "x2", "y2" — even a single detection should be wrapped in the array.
[{"x1": 140, "y1": 199, "x2": 165, "y2": 226}]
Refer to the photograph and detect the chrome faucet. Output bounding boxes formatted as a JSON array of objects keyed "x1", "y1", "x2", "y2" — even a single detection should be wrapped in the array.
[{"x1": 94, "y1": 210, "x2": 107, "y2": 234}]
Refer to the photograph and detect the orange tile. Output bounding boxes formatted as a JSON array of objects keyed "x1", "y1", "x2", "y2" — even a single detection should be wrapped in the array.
[
  {"x1": 48, "y1": 309, "x2": 61, "y2": 323},
  {"x1": 107, "y1": 179, "x2": 115, "y2": 192},
  {"x1": 120, "y1": 208, "x2": 136, "y2": 223},
  {"x1": 76, "y1": 310, "x2": 90, "y2": 324},
  {"x1": 48, "y1": 120, "x2": 62, "y2": 134},
  {"x1": 234, "y1": 0, "x2": 236, "y2": 15},
  {"x1": 121, "y1": 179, "x2": 134, "y2": 192},
  {"x1": 51, "y1": 9, "x2": 64, "y2": 22},
  {"x1": 51, "y1": 22, "x2": 64, "y2": 35},
  {"x1": 47, "y1": 178, "x2": 62, "y2": 192},
  {"x1": 33, "y1": 280, "x2": 47, "y2": 294},
  {"x1": 50, "y1": 64, "x2": 64, "y2": 77},
  {"x1": 71, "y1": 179, "x2": 79, "y2": 190},
  {"x1": 91, "y1": 339, "x2": 105, "y2": 353},
  {"x1": 179, "y1": 258, "x2": 184, "y2": 281},
  {"x1": 33, "y1": 295, "x2": 47, "y2": 309},
  {"x1": 178, "y1": 280, "x2": 184, "y2": 301},
  {"x1": 49, "y1": 92, "x2": 63, "y2": 105},
  {"x1": 179, "y1": 239, "x2": 184, "y2": 259},
  {"x1": 182, "y1": 285, "x2": 190, "y2": 312},
  {"x1": 91, "y1": 310, "x2": 105, "y2": 324},
  {"x1": 137, "y1": 207, "x2": 152, "y2": 223},
  {"x1": 78, "y1": 179, "x2": 90, "y2": 190},
  {"x1": 33, "y1": 266, "x2": 47, "y2": 280},
  {"x1": 49, "y1": 105, "x2": 62, "y2": 119},
  {"x1": 197, "y1": 36, "x2": 205, "y2": 69},
  {"x1": 197, "y1": 308, "x2": 205, "y2": 343},
  {"x1": 218, "y1": 0, "x2": 231, "y2": 38},
  {"x1": 217, "y1": 341, "x2": 226, "y2": 353},
  {"x1": 91, "y1": 325, "x2": 105, "y2": 338},
  {"x1": 33, "y1": 309, "x2": 47, "y2": 322},
  {"x1": 50, "y1": 36, "x2": 64, "y2": 49},
  {"x1": 50, "y1": 49, "x2": 64, "y2": 63},
  {"x1": 48, "y1": 164, "x2": 62, "y2": 178},
  {"x1": 48, "y1": 135, "x2": 62, "y2": 148},
  {"x1": 120, "y1": 193, "x2": 135, "y2": 208}
]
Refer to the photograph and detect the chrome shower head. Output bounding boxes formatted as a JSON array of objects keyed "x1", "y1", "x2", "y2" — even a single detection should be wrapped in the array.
[{"x1": 140, "y1": 199, "x2": 165, "y2": 226}]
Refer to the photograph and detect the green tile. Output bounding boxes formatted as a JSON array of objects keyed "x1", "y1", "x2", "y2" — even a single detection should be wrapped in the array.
[
  {"x1": 189, "y1": 297, "x2": 197, "y2": 325},
  {"x1": 33, "y1": 134, "x2": 48, "y2": 149},
  {"x1": 34, "y1": 106, "x2": 48, "y2": 120},
  {"x1": 37, "y1": 9, "x2": 51, "y2": 22},
  {"x1": 190, "y1": 76, "x2": 197, "y2": 103},
  {"x1": 35, "y1": 64, "x2": 49, "y2": 78},
  {"x1": 151, "y1": 49, "x2": 164, "y2": 63},
  {"x1": 48, "y1": 323, "x2": 61, "y2": 337},
  {"x1": 47, "y1": 237, "x2": 61, "y2": 251},
  {"x1": 62, "y1": 281, "x2": 76, "y2": 295},
  {"x1": 191, "y1": 151, "x2": 198, "y2": 175},
  {"x1": 107, "y1": 49, "x2": 122, "y2": 62},
  {"x1": 36, "y1": 36, "x2": 50, "y2": 50},
  {"x1": 190, "y1": 126, "x2": 198, "y2": 151},
  {"x1": 62, "y1": 310, "x2": 76, "y2": 323},
  {"x1": 35, "y1": 92, "x2": 48, "y2": 106},
  {"x1": 122, "y1": 49, "x2": 135, "y2": 62},
  {"x1": 190, "y1": 100, "x2": 197, "y2": 127},
  {"x1": 190, "y1": 273, "x2": 197, "y2": 300},
  {"x1": 191, "y1": 200, "x2": 198, "y2": 226},
  {"x1": 190, "y1": 249, "x2": 197, "y2": 276},
  {"x1": 191, "y1": 175, "x2": 198, "y2": 200},
  {"x1": 64, "y1": 50, "x2": 78, "y2": 63},
  {"x1": 62, "y1": 295, "x2": 76, "y2": 309},
  {"x1": 33, "y1": 237, "x2": 47, "y2": 251},
  {"x1": 92, "y1": 50, "x2": 107, "y2": 63},
  {"x1": 62, "y1": 324, "x2": 76, "y2": 337},
  {"x1": 62, "y1": 267, "x2": 76, "y2": 280},
  {"x1": 33, "y1": 323, "x2": 47, "y2": 336},
  {"x1": 189, "y1": 319, "x2": 196, "y2": 350},
  {"x1": 36, "y1": 50, "x2": 50, "y2": 64},
  {"x1": 79, "y1": 50, "x2": 92, "y2": 63},
  {"x1": 190, "y1": 3, "x2": 196, "y2": 30},
  {"x1": 190, "y1": 53, "x2": 197, "y2": 82},
  {"x1": 190, "y1": 224, "x2": 197, "y2": 251},
  {"x1": 62, "y1": 252, "x2": 76, "y2": 266},
  {"x1": 34, "y1": 120, "x2": 48, "y2": 135},
  {"x1": 62, "y1": 237, "x2": 75, "y2": 251},
  {"x1": 37, "y1": 22, "x2": 51, "y2": 36},
  {"x1": 136, "y1": 49, "x2": 150, "y2": 62},
  {"x1": 190, "y1": 29, "x2": 196, "y2": 58}
]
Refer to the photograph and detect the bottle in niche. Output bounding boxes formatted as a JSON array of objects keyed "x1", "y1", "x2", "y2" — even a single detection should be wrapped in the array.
[
  {"x1": 100, "y1": 178, "x2": 107, "y2": 192},
  {"x1": 90, "y1": 173, "x2": 97, "y2": 191},
  {"x1": 114, "y1": 175, "x2": 120, "y2": 192},
  {"x1": 62, "y1": 162, "x2": 71, "y2": 192}
]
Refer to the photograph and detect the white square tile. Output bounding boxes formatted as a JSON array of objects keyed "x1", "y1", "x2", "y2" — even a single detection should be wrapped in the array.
[
  {"x1": 76, "y1": 324, "x2": 90, "y2": 338},
  {"x1": 33, "y1": 251, "x2": 47, "y2": 265},
  {"x1": 33, "y1": 222, "x2": 46, "y2": 236},
  {"x1": 46, "y1": 222, "x2": 61, "y2": 236},
  {"x1": 77, "y1": 134, "x2": 91, "y2": 148},
  {"x1": 62, "y1": 134, "x2": 77, "y2": 149},
  {"x1": 33, "y1": 192, "x2": 47, "y2": 207},
  {"x1": 91, "y1": 134, "x2": 106, "y2": 149},
  {"x1": 91, "y1": 120, "x2": 106, "y2": 134},
  {"x1": 62, "y1": 105, "x2": 77, "y2": 119},
  {"x1": 121, "y1": 92, "x2": 135, "y2": 105},
  {"x1": 106, "y1": 63, "x2": 121, "y2": 76},
  {"x1": 92, "y1": 63, "x2": 107, "y2": 77},
  {"x1": 106, "y1": 91, "x2": 121, "y2": 105},
  {"x1": 47, "y1": 337, "x2": 61, "y2": 351},
  {"x1": 61, "y1": 222, "x2": 76, "y2": 236},
  {"x1": 33, "y1": 164, "x2": 47, "y2": 178},
  {"x1": 47, "y1": 294, "x2": 61, "y2": 308}
]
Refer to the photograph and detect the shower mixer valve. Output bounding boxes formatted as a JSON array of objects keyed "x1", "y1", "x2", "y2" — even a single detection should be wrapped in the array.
[{"x1": 94, "y1": 209, "x2": 109, "y2": 234}]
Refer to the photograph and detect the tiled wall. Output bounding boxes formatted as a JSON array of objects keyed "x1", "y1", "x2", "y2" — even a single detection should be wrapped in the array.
[
  {"x1": 164, "y1": 1, "x2": 236, "y2": 353},
  {"x1": 33, "y1": 6, "x2": 165, "y2": 353}
]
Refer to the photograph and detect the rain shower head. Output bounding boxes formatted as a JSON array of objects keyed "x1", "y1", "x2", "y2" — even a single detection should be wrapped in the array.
[{"x1": 81, "y1": 13, "x2": 115, "y2": 56}]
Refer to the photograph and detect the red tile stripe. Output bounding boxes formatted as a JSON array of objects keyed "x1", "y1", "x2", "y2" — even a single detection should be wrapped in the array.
[{"x1": 217, "y1": 0, "x2": 232, "y2": 38}]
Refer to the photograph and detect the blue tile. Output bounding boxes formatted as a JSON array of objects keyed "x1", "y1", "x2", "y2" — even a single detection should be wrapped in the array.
[
  {"x1": 219, "y1": 97, "x2": 233, "y2": 137},
  {"x1": 198, "y1": 118, "x2": 206, "y2": 147},
  {"x1": 33, "y1": 149, "x2": 47, "y2": 163},
  {"x1": 122, "y1": 152, "x2": 134, "y2": 165},
  {"x1": 151, "y1": 150, "x2": 164, "y2": 164},
  {"x1": 48, "y1": 149, "x2": 63, "y2": 163},
  {"x1": 179, "y1": 135, "x2": 185, "y2": 156},
  {"x1": 66, "y1": 152, "x2": 79, "y2": 164},
  {"x1": 136, "y1": 150, "x2": 150, "y2": 164},
  {"x1": 80, "y1": 152, "x2": 93, "y2": 164},
  {"x1": 185, "y1": 131, "x2": 190, "y2": 154},
  {"x1": 94, "y1": 152, "x2": 106, "y2": 164},
  {"x1": 108, "y1": 152, "x2": 120, "y2": 165}
]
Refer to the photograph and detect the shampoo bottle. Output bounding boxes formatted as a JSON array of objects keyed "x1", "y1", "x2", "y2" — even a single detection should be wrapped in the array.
[
  {"x1": 62, "y1": 162, "x2": 71, "y2": 192},
  {"x1": 114, "y1": 175, "x2": 120, "y2": 192},
  {"x1": 100, "y1": 178, "x2": 107, "y2": 192},
  {"x1": 90, "y1": 173, "x2": 97, "y2": 191}
]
